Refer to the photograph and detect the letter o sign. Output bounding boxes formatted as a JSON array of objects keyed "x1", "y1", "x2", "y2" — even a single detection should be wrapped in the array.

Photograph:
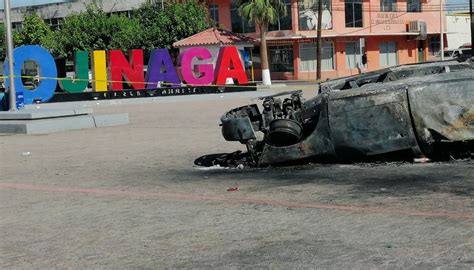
[{"x1": 4, "y1": 45, "x2": 58, "y2": 105}]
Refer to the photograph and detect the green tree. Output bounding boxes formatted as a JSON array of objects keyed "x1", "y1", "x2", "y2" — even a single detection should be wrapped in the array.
[
  {"x1": 14, "y1": 13, "x2": 57, "y2": 54},
  {"x1": 0, "y1": 23, "x2": 22, "y2": 60},
  {"x1": 0, "y1": 23, "x2": 5, "y2": 59},
  {"x1": 54, "y1": 5, "x2": 144, "y2": 59},
  {"x1": 135, "y1": 0, "x2": 211, "y2": 50},
  {"x1": 108, "y1": 15, "x2": 144, "y2": 51},
  {"x1": 239, "y1": 0, "x2": 287, "y2": 85}
]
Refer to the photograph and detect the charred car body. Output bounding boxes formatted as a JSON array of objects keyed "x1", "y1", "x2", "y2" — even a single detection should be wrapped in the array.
[{"x1": 196, "y1": 60, "x2": 474, "y2": 167}]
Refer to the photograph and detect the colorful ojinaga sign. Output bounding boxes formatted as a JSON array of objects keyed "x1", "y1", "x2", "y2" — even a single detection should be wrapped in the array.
[{"x1": 3, "y1": 45, "x2": 249, "y2": 106}]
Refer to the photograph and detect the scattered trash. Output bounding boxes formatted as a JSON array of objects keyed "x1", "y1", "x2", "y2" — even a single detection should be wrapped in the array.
[
  {"x1": 236, "y1": 164, "x2": 244, "y2": 169},
  {"x1": 414, "y1": 157, "x2": 431, "y2": 163},
  {"x1": 227, "y1": 187, "x2": 239, "y2": 192},
  {"x1": 380, "y1": 188, "x2": 387, "y2": 192},
  {"x1": 21, "y1": 152, "x2": 31, "y2": 157}
]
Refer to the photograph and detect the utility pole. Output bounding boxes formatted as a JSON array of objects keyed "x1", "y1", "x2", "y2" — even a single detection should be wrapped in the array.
[
  {"x1": 4, "y1": 0, "x2": 16, "y2": 111},
  {"x1": 440, "y1": 0, "x2": 444, "y2": 60},
  {"x1": 470, "y1": 0, "x2": 473, "y2": 56},
  {"x1": 316, "y1": 0, "x2": 323, "y2": 80}
]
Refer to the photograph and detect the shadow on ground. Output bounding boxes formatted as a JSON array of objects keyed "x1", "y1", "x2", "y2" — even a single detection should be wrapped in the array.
[{"x1": 179, "y1": 159, "x2": 474, "y2": 199}]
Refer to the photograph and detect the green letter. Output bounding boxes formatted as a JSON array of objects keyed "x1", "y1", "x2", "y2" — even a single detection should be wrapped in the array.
[{"x1": 59, "y1": 51, "x2": 89, "y2": 93}]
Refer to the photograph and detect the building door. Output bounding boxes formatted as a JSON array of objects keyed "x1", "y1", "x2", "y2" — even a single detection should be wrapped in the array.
[
  {"x1": 379, "y1": 41, "x2": 398, "y2": 67},
  {"x1": 268, "y1": 45, "x2": 294, "y2": 73},
  {"x1": 418, "y1": 40, "x2": 424, "y2": 63}
]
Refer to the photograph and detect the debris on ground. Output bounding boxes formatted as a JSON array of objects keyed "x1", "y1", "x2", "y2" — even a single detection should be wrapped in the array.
[{"x1": 414, "y1": 157, "x2": 431, "y2": 163}]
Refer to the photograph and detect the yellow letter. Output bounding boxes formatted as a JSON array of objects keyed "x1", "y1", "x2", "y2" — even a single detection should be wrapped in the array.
[{"x1": 92, "y1": 50, "x2": 107, "y2": 92}]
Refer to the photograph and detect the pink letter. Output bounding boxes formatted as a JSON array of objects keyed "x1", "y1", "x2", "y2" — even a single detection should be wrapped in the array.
[{"x1": 180, "y1": 48, "x2": 214, "y2": 85}]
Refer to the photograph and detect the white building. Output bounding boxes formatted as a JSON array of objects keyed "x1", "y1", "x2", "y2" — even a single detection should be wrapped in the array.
[
  {"x1": 0, "y1": 0, "x2": 149, "y2": 29},
  {"x1": 446, "y1": 11, "x2": 471, "y2": 50}
]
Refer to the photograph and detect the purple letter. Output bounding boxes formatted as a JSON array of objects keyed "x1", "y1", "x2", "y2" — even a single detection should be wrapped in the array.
[{"x1": 145, "y1": 49, "x2": 181, "y2": 88}]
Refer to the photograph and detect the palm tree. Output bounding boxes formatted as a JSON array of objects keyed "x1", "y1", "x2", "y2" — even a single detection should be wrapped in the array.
[{"x1": 239, "y1": 0, "x2": 287, "y2": 85}]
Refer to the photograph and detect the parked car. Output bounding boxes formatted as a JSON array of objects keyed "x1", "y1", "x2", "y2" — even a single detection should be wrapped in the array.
[
  {"x1": 434, "y1": 47, "x2": 472, "y2": 61},
  {"x1": 452, "y1": 48, "x2": 472, "y2": 60},
  {"x1": 440, "y1": 49, "x2": 456, "y2": 60},
  {"x1": 438, "y1": 48, "x2": 472, "y2": 60}
]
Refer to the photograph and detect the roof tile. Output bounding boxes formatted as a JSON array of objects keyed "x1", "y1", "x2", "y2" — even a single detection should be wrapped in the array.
[{"x1": 173, "y1": 27, "x2": 257, "y2": 48}]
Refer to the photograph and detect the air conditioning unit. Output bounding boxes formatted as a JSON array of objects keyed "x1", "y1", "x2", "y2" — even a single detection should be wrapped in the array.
[
  {"x1": 408, "y1": 20, "x2": 427, "y2": 40},
  {"x1": 408, "y1": 20, "x2": 423, "y2": 32}
]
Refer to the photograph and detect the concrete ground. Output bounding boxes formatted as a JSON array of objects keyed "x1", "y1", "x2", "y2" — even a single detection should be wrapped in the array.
[{"x1": 1, "y1": 85, "x2": 473, "y2": 269}]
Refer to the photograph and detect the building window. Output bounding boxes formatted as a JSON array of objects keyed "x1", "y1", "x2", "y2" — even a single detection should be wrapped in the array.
[
  {"x1": 268, "y1": 0, "x2": 293, "y2": 31},
  {"x1": 407, "y1": 0, "x2": 421, "y2": 12},
  {"x1": 345, "y1": 0, "x2": 363, "y2": 28},
  {"x1": 44, "y1": 17, "x2": 63, "y2": 30},
  {"x1": 379, "y1": 41, "x2": 398, "y2": 67},
  {"x1": 231, "y1": 1, "x2": 255, "y2": 33},
  {"x1": 381, "y1": 0, "x2": 397, "y2": 12},
  {"x1": 345, "y1": 41, "x2": 366, "y2": 69},
  {"x1": 12, "y1": 22, "x2": 23, "y2": 30},
  {"x1": 269, "y1": 45, "x2": 294, "y2": 72},
  {"x1": 298, "y1": 0, "x2": 333, "y2": 30},
  {"x1": 428, "y1": 36, "x2": 440, "y2": 56},
  {"x1": 209, "y1": 4, "x2": 219, "y2": 24},
  {"x1": 110, "y1": 10, "x2": 132, "y2": 18},
  {"x1": 299, "y1": 43, "x2": 335, "y2": 71}
]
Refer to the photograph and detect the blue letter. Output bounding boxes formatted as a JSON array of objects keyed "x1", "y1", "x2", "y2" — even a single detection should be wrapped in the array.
[{"x1": 4, "y1": 45, "x2": 57, "y2": 105}]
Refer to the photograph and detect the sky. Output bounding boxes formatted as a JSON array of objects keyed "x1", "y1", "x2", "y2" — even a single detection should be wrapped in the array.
[{"x1": 445, "y1": 0, "x2": 471, "y2": 11}]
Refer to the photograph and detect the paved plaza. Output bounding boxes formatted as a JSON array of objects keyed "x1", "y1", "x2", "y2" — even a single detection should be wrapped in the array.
[{"x1": 1, "y1": 86, "x2": 473, "y2": 269}]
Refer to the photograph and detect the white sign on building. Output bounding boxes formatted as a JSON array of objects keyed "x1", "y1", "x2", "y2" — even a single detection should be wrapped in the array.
[{"x1": 446, "y1": 12, "x2": 471, "y2": 50}]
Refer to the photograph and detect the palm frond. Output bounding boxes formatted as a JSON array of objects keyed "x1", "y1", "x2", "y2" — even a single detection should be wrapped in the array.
[{"x1": 238, "y1": 0, "x2": 287, "y2": 28}]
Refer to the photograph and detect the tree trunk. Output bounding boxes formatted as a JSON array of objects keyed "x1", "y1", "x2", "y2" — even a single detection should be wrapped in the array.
[{"x1": 259, "y1": 22, "x2": 271, "y2": 85}]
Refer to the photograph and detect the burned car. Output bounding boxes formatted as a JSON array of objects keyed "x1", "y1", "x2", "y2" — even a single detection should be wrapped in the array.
[{"x1": 196, "y1": 60, "x2": 474, "y2": 167}]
